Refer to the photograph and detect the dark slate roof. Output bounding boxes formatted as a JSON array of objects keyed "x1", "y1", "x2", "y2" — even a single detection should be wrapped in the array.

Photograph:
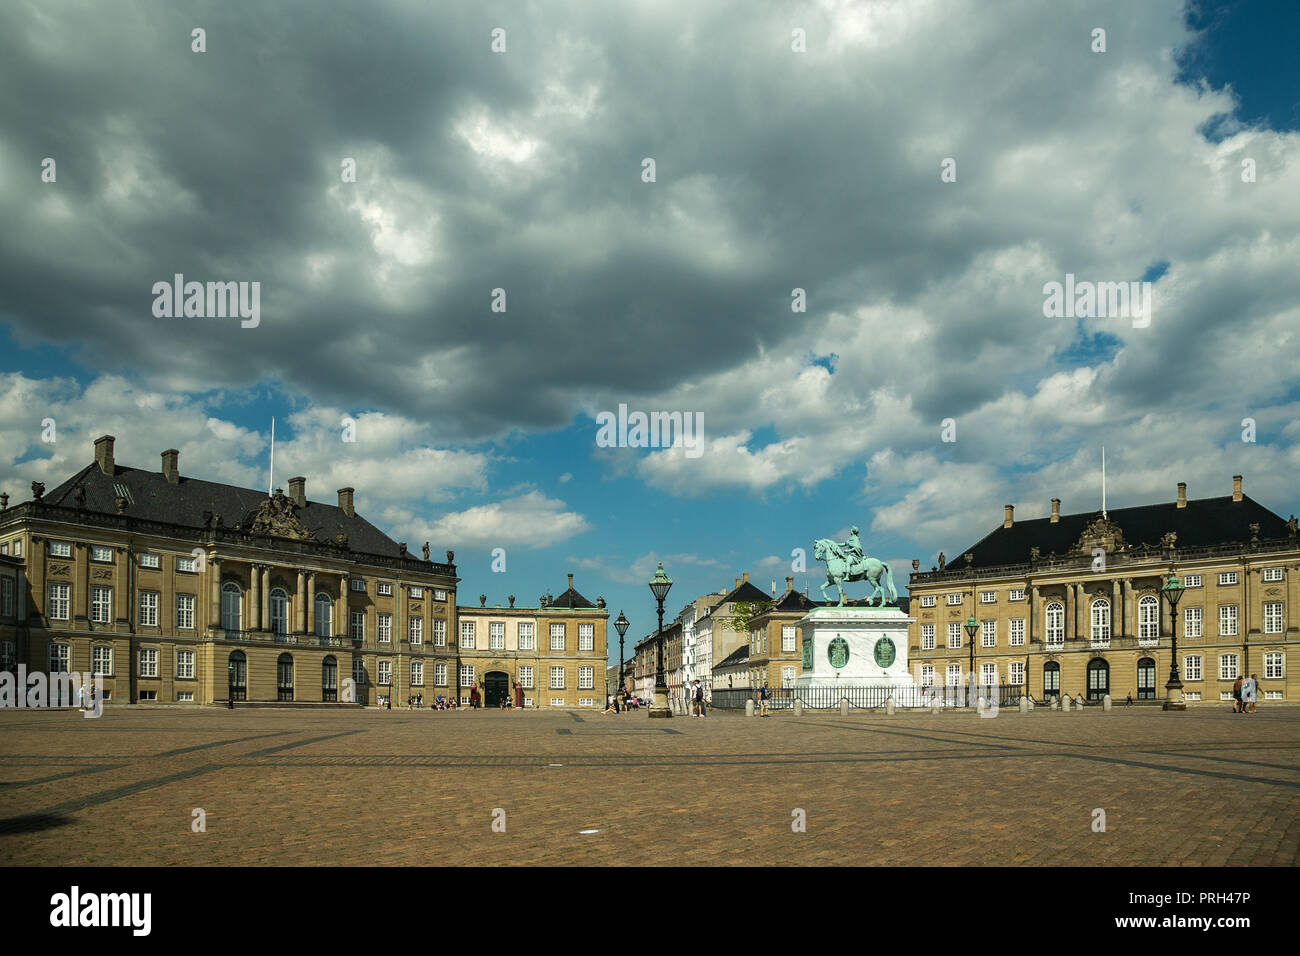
[
  {"x1": 956, "y1": 495, "x2": 1288, "y2": 570},
  {"x1": 716, "y1": 645, "x2": 749, "y2": 668},
  {"x1": 769, "y1": 589, "x2": 823, "y2": 613},
  {"x1": 547, "y1": 585, "x2": 596, "y2": 609},
  {"x1": 720, "y1": 580, "x2": 773, "y2": 605},
  {"x1": 41, "y1": 462, "x2": 405, "y2": 557}
]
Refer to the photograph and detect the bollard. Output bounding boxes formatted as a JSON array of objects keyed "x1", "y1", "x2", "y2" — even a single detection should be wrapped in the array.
[
  {"x1": 794, "y1": 699, "x2": 803, "y2": 717},
  {"x1": 1018, "y1": 697, "x2": 1029, "y2": 714},
  {"x1": 1054, "y1": 697, "x2": 1063, "y2": 712},
  {"x1": 839, "y1": 698, "x2": 849, "y2": 717},
  {"x1": 1103, "y1": 694, "x2": 1112, "y2": 712},
  {"x1": 976, "y1": 696, "x2": 985, "y2": 716},
  {"x1": 745, "y1": 698, "x2": 755, "y2": 717},
  {"x1": 885, "y1": 697, "x2": 895, "y2": 716},
  {"x1": 1026, "y1": 697, "x2": 1034, "y2": 711},
  {"x1": 931, "y1": 699, "x2": 941, "y2": 715}
]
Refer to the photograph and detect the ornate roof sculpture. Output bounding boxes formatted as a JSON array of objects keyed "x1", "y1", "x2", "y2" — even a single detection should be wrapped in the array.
[
  {"x1": 244, "y1": 488, "x2": 319, "y2": 542},
  {"x1": 1071, "y1": 514, "x2": 1127, "y2": 555}
]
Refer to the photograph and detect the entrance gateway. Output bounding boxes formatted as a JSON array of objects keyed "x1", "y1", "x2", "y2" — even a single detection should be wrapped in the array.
[{"x1": 484, "y1": 671, "x2": 509, "y2": 708}]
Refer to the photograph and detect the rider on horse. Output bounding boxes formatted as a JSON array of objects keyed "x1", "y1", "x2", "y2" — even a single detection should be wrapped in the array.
[{"x1": 841, "y1": 526, "x2": 864, "y2": 574}]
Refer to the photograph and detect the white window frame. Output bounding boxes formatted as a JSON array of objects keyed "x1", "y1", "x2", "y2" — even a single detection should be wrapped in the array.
[
  {"x1": 921, "y1": 624, "x2": 936, "y2": 650},
  {"x1": 48, "y1": 642, "x2": 70, "y2": 673},
  {"x1": 946, "y1": 593, "x2": 963, "y2": 606},
  {"x1": 1090, "y1": 599, "x2": 1111, "y2": 647},
  {"x1": 92, "y1": 645, "x2": 113, "y2": 676},
  {"x1": 138, "y1": 590, "x2": 159, "y2": 627},
  {"x1": 377, "y1": 582, "x2": 393, "y2": 596},
  {"x1": 313, "y1": 592, "x2": 332, "y2": 638},
  {"x1": 1219, "y1": 604, "x2": 1239, "y2": 638},
  {"x1": 1009, "y1": 660, "x2": 1025, "y2": 685},
  {"x1": 433, "y1": 589, "x2": 447, "y2": 602},
  {"x1": 980, "y1": 661, "x2": 997, "y2": 685},
  {"x1": 945, "y1": 663, "x2": 962, "y2": 686},
  {"x1": 1218, "y1": 654, "x2": 1238, "y2": 681},
  {"x1": 410, "y1": 586, "x2": 424, "y2": 599},
  {"x1": 1045, "y1": 602, "x2": 1064, "y2": 647},
  {"x1": 1263, "y1": 567, "x2": 1283, "y2": 582},
  {"x1": 920, "y1": 664, "x2": 935, "y2": 687},
  {"x1": 176, "y1": 593, "x2": 195, "y2": 630},
  {"x1": 176, "y1": 649, "x2": 195, "y2": 680},
  {"x1": 1263, "y1": 602, "x2": 1284, "y2": 635},
  {"x1": 781, "y1": 625, "x2": 796, "y2": 652},
  {"x1": 518, "y1": 622, "x2": 534, "y2": 651},
  {"x1": 947, "y1": 622, "x2": 962, "y2": 649},
  {"x1": 1138, "y1": 595, "x2": 1159, "y2": 644},
  {"x1": 176, "y1": 555, "x2": 198, "y2": 573},
  {"x1": 1218, "y1": 571, "x2": 1238, "y2": 587},
  {"x1": 139, "y1": 647, "x2": 159, "y2": 678},
  {"x1": 1184, "y1": 606, "x2": 1203, "y2": 638},
  {"x1": 223, "y1": 582, "x2": 244, "y2": 632},
  {"x1": 1184, "y1": 655, "x2": 1202, "y2": 681},
  {"x1": 48, "y1": 540, "x2": 72, "y2": 558},
  {"x1": 90, "y1": 586, "x2": 113, "y2": 624},
  {"x1": 550, "y1": 623, "x2": 566, "y2": 651},
  {"x1": 1009, "y1": 619, "x2": 1025, "y2": 647},
  {"x1": 1264, "y1": 651, "x2": 1284, "y2": 680},
  {"x1": 1008, "y1": 588, "x2": 1025, "y2": 602},
  {"x1": 519, "y1": 665, "x2": 534, "y2": 690},
  {"x1": 410, "y1": 660, "x2": 424, "y2": 686},
  {"x1": 920, "y1": 595, "x2": 936, "y2": 608},
  {"x1": 350, "y1": 578, "x2": 366, "y2": 592},
  {"x1": 980, "y1": 591, "x2": 996, "y2": 604},
  {"x1": 408, "y1": 616, "x2": 423, "y2": 645},
  {"x1": 377, "y1": 613, "x2": 392, "y2": 643},
  {"x1": 980, "y1": 620, "x2": 996, "y2": 648},
  {"x1": 434, "y1": 661, "x2": 447, "y2": 687},
  {"x1": 138, "y1": 552, "x2": 160, "y2": 569},
  {"x1": 578, "y1": 623, "x2": 594, "y2": 651},
  {"x1": 489, "y1": 621, "x2": 505, "y2": 650},
  {"x1": 377, "y1": 659, "x2": 392, "y2": 685},
  {"x1": 269, "y1": 588, "x2": 289, "y2": 636},
  {"x1": 1183, "y1": 573, "x2": 1202, "y2": 588},
  {"x1": 350, "y1": 610, "x2": 365, "y2": 641},
  {"x1": 459, "y1": 664, "x2": 474, "y2": 687},
  {"x1": 90, "y1": 545, "x2": 113, "y2": 563},
  {"x1": 460, "y1": 620, "x2": 475, "y2": 649},
  {"x1": 549, "y1": 665, "x2": 565, "y2": 689},
  {"x1": 47, "y1": 583, "x2": 71, "y2": 621},
  {"x1": 579, "y1": 665, "x2": 594, "y2": 690}
]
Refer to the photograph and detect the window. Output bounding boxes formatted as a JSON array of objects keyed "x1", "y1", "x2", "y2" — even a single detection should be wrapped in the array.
[
  {"x1": 920, "y1": 664, "x2": 935, "y2": 687},
  {"x1": 980, "y1": 620, "x2": 996, "y2": 647},
  {"x1": 1009, "y1": 619, "x2": 1025, "y2": 647},
  {"x1": 177, "y1": 691, "x2": 194, "y2": 702},
  {"x1": 90, "y1": 545, "x2": 113, "y2": 563},
  {"x1": 90, "y1": 586, "x2": 112, "y2": 624},
  {"x1": 1043, "y1": 661, "x2": 1060, "y2": 697},
  {"x1": 409, "y1": 616, "x2": 423, "y2": 645},
  {"x1": 277, "y1": 654, "x2": 294, "y2": 701},
  {"x1": 177, "y1": 649, "x2": 194, "y2": 679},
  {"x1": 1262, "y1": 567, "x2": 1283, "y2": 582},
  {"x1": 1218, "y1": 571, "x2": 1238, "y2": 586},
  {"x1": 1264, "y1": 651, "x2": 1284, "y2": 680},
  {"x1": 1219, "y1": 605, "x2": 1238, "y2": 637},
  {"x1": 921, "y1": 624, "x2": 935, "y2": 650},
  {"x1": 434, "y1": 661, "x2": 447, "y2": 686},
  {"x1": 177, "y1": 555, "x2": 198, "y2": 573},
  {"x1": 518, "y1": 622, "x2": 534, "y2": 650},
  {"x1": 270, "y1": 588, "x2": 289, "y2": 635},
  {"x1": 947, "y1": 622, "x2": 962, "y2": 649},
  {"x1": 433, "y1": 589, "x2": 447, "y2": 602},
  {"x1": 945, "y1": 663, "x2": 962, "y2": 686},
  {"x1": 411, "y1": 661, "x2": 424, "y2": 686},
  {"x1": 138, "y1": 553, "x2": 160, "y2": 569},
  {"x1": 782, "y1": 666, "x2": 796, "y2": 686},
  {"x1": 980, "y1": 591, "x2": 996, "y2": 604},
  {"x1": 139, "y1": 648, "x2": 158, "y2": 678},
  {"x1": 980, "y1": 662, "x2": 997, "y2": 685},
  {"x1": 410, "y1": 586, "x2": 424, "y2": 598},
  {"x1": 1090, "y1": 599, "x2": 1111, "y2": 646},
  {"x1": 47, "y1": 583, "x2": 71, "y2": 620},
  {"x1": 222, "y1": 582, "x2": 243, "y2": 632},
  {"x1": 1009, "y1": 588, "x2": 1025, "y2": 601},
  {"x1": 138, "y1": 590, "x2": 159, "y2": 627},
  {"x1": 579, "y1": 665, "x2": 594, "y2": 689},
  {"x1": 431, "y1": 618, "x2": 445, "y2": 647},
  {"x1": 229, "y1": 651, "x2": 247, "y2": 700},
  {"x1": 176, "y1": 594, "x2": 195, "y2": 630},
  {"x1": 1184, "y1": 606, "x2": 1203, "y2": 638},
  {"x1": 377, "y1": 659, "x2": 392, "y2": 685},
  {"x1": 459, "y1": 664, "x2": 474, "y2": 687},
  {"x1": 1184, "y1": 655, "x2": 1202, "y2": 681},
  {"x1": 489, "y1": 622, "x2": 505, "y2": 650},
  {"x1": 550, "y1": 698, "x2": 565, "y2": 708},
  {"x1": 459, "y1": 620, "x2": 475, "y2": 649},
  {"x1": 48, "y1": 540, "x2": 72, "y2": 558},
  {"x1": 377, "y1": 613, "x2": 392, "y2": 643},
  {"x1": 350, "y1": 610, "x2": 365, "y2": 641},
  {"x1": 579, "y1": 623, "x2": 594, "y2": 651},
  {"x1": 377, "y1": 582, "x2": 393, "y2": 596},
  {"x1": 550, "y1": 623, "x2": 566, "y2": 651},
  {"x1": 920, "y1": 595, "x2": 936, "y2": 608},
  {"x1": 1218, "y1": 654, "x2": 1238, "y2": 681},
  {"x1": 1045, "y1": 602, "x2": 1064, "y2": 647},
  {"x1": 946, "y1": 593, "x2": 963, "y2": 606},
  {"x1": 49, "y1": 643, "x2": 70, "y2": 673},
  {"x1": 1, "y1": 577, "x2": 13, "y2": 618},
  {"x1": 519, "y1": 665, "x2": 533, "y2": 689},
  {"x1": 138, "y1": 690, "x2": 157, "y2": 701},
  {"x1": 1137, "y1": 657, "x2": 1157, "y2": 700},
  {"x1": 353, "y1": 658, "x2": 366, "y2": 684},
  {"x1": 1138, "y1": 595, "x2": 1159, "y2": 644},
  {"x1": 10, "y1": 540, "x2": 19, "y2": 557},
  {"x1": 350, "y1": 578, "x2": 366, "y2": 592},
  {"x1": 92, "y1": 645, "x2": 113, "y2": 676},
  {"x1": 314, "y1": 593, "x2": 332, "y2": 638},
  {"x1": 1264, "y1": 602, "x2": 1284, "y2": 634},
  {"x1": 550, "y1": 666, "x2": 565, "y2": 689},
  {"x1": 1185, "y1": 692, "x2": 1202, "y2": 701},
  {"x1": 1009, "y1": 661, "x2": 1025, "y2": 686},
  {"x1": 1183, "y1": 574, "x2": 1201, "y2": 588},
  {"x1": 782, "y1": 625, "x2": 796, "y2": 652}
]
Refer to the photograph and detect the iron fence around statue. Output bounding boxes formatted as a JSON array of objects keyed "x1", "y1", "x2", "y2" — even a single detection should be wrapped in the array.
[{"x1": 709, "y1": 684, "x2": 1025, "y2": 711}]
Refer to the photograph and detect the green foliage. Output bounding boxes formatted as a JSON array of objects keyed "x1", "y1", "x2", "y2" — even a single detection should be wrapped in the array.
[{"x1": 718, "y1": 599, "x2": 772, "y2": 635}]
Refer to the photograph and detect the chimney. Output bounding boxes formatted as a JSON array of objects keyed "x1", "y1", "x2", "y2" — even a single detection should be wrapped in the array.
[
  {"x1": 94, "y1": 435, "x2": 115, "y2": 476},
  {"x1": 1003, "y1": 505, "x2": 1014, "y2": 529},
  {"x1": 785, "y1": 576, "x2": 794, "y2": 592},
  {"x1": 735, "y1": 577, "x2": 740, "y2": 590},
  {"x1": 771, "y1": 579, "x2": 777, "y2": 595},
  {"x1": 288, "y1": 476, "x2": 306, "y2": 508},
  {"x1": 1176, "y1": 482, "x2": 1187, "y2": 509},
  {"x1": 1050, "y1": 498, "x2": 1060, "y2": 523},
  {"x1": 161, "y1": 448, "x2": 179, "y2": 484},
  {"x1": 567, "y1": 572, "x2": 574, "y2": 590},
  {"x1": 1232, "y1": 475, "x2": 1243, "y2": 502},
  {"x1": 337, "y1": 487, "x2": 355, "y2": 518},
  {"x1": 742, "y1": 572, "x2": 749, "y2": 584}
]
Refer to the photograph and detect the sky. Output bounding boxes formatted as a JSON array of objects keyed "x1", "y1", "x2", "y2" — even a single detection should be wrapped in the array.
[{"x1": 1, "y1": 0, "x2": 1297, "y2": 662}]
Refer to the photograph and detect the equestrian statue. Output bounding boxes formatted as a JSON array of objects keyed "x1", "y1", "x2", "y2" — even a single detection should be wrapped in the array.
[{"x1": 813, "y1": 525, "x2": 898, "y2": 607}]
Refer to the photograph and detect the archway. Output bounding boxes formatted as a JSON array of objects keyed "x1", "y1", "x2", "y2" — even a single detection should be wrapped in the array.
[
  {"x1": 228, "y1": 650, "x2": 247, "y2": 702},
  {"x1": 1086, "y1": 658, "x2": 1110, "y2": 701},
  {"x1": 484, "y1": 671, "x2": 509, "y2": 708},
  {"x1": 1137, "y1": 657, "x2": 1156, "y2": 700},
  {"x1": 1043, "y1": 660, "x2": 1060, "y2": 701}
]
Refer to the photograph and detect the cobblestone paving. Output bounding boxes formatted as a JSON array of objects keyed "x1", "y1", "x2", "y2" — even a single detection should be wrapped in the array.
[{"x1": 2, "y1": 706, "x2": 1297, "y2": 866}]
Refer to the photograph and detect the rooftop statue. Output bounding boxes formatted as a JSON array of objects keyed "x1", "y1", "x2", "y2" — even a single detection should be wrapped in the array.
[{"x1": 813, "y1": 526, "x2": 898, "y2": 606}]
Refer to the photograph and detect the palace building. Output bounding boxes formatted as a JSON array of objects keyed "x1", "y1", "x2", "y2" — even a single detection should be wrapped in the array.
[
  {"x1": 0, "y1": 435, "x2": 606, "y2": 708},
  {"x1": 906, "y1": 476, "x2": 1298, "y2": 705}
]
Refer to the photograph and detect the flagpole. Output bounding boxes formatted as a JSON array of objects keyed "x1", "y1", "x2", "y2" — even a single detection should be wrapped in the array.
[
  {"x1": 1101, "y1": 445, "x2": 1106, "y2": 519},
  {"x1": 269, "y1": 417, "x2": 275, "y2": 496}
]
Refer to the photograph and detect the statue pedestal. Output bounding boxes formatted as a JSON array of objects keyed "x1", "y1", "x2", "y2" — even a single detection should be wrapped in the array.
[{"x1": 795, "y1": 606, "x2": 917, "y2": 698}]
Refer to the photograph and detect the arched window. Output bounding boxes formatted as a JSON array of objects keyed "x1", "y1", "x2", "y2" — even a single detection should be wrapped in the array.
[
  {"x1": 314, "y1": 593, "x2": 333, "y2": 639},
  {"x1": 277, "y1": 653, "x2": 294, "y2": 701},
  {"x1": 1137, "y1": 657, "x2": 1156, "y2": 700},
  {"x1": 221, "y1": 582, "x2": 242, "y2": 633},
  {"x1": 322, "y1": 656, "x2": 338, "y2": 702},
  {"x1": 1138, "y1": 595, "x2": 1159, "y2": 643},
  {"x1": 269, "y1": 588, "x2": 289, "y2": 636},
  {"x1": 1090, "y1": 599, "x2": 1111, "y2": 645},
  {"x1": 228, "y1": 651, "x2": 247, "y2": 702},
  {"x1": 1045, "y1": 602, "x2": 1065, "y2": 646},
  {"x1": 1043, "y1": 660, "x2": 1060, "y2": 699},
  {"x1": 1087, "y1": 658, "x2": 1110, "y2": 700}
]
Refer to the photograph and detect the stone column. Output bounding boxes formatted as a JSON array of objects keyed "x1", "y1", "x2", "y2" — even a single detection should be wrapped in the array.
[
  {"x1": 296, "y1": 569, "x2": 307, "y2": 633},
  {"x1": 250, "y1": 563, "x2": 261, "y2": 631},
  {"x1": 261, "y1": 567, "x2": 270, "y2": 631},
  {"x1": 336, "y1": 575, "x2": 348, "y2": 638},
  {"x1": 210, "y1": 557, "x2": 222, "y2": 631},
  {"x1": 74, "y1": 543, "x2": 90, "y2": 623},
  {"x1": 1065, "y1": 584, "x2": 1074, "y2": 641},
  {"x1": 1122, "y1": 579, "x2": 1134, "y2": 638},
  {"x1": 307, "y1": 571, "x2": 317, "y2": 636},
  {"x1": 1112, "y1": 579, "x2": 1121, "y2": 639},
  {"x1": 1030, "y1": 584, "x2": 1039, "y2": 645},
  {"x1": 1075, "y1": 584, "x2": 1087, "y2": 640}
]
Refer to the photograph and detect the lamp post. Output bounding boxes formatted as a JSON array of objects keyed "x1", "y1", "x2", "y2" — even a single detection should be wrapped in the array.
[
  {"x1": 964, "y1": 613, "x2": 979, "y2": 707},
  {"x1": 227, "y1": 660, "x2": 235, "y2": 709},
  {"x1": 648, "y1": 563, "x2": 673, "y2": 718},
  {"x1": 1161, "y1": 570, "x2": 1186, "y2": 711},
  {"x1": 614, "y1": 610, "x2": 630, "y2": 700}
]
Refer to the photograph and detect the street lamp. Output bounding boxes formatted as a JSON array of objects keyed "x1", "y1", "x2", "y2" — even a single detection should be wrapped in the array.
[
  {"x1": 227, "y1": 660, "x2": 235, "y2": 709},
  {"x1": 964, "y1": 613, "x2": 979, "y2": 706},
  {"x1": 647, "y1": 563, "x2": 673, "y2": 718},
  {"x1": 1160, "y1": 571, "x2": 1186, "y2": 711},
  {"x1": 614, "y1": 610, "x2": 629, "y2": 699}
]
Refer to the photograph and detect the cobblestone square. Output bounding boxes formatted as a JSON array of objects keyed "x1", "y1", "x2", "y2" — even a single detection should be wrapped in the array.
[{"x1": 2, "y1": 706, "x2": 1297, "y2": 866}]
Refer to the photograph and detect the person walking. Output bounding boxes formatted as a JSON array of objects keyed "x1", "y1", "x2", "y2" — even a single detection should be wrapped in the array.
[
  {"x1": 1232, "y1": 675, "x2": 1243, "y2": 713},
  {"x1": 759, "y1": 681, "x2": 771, "y2": 717},
  {"x1": 1243, "y1": 673, "x2": 1258, "y2": 714},
  {"x1": 694, "y1": 679, "x2": 706, "y2": 717}
]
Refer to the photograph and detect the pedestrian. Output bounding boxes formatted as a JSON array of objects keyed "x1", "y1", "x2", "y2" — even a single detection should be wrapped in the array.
[
  {"x1": 1243, "y1": 673, "x2": 1258, "y2": 714},
  {"x1": 602, "y1": 693, "x2": 616, "y2": 715},
  {"x1": 417, "y1": 692, "x2": 422, "y2": 708},
  {"x1": 1232, "y1": 675, "x2": 1243, "y2": 713},
  {"x1": 759, "y1": 681, "x2": 771, "y2": 717},
  {"x1": 1126, "y1": 694, "x2": 1133, "y2": 707},
  {"x1": 694, "y1": 679, "x2": 706, "y2": 717}
]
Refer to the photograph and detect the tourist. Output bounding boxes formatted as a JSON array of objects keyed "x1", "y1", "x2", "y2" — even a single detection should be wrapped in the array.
[
  {"x1": 759, "y1": 682, "x2": 771, "y2": 717},
  {"x1": 417, "y1": 692, "x2": 422, "y2": 708},
  {"x1": 602, "y1": 693, "x2": 616, "y2": 715},
  {"x1": 694, "y1": 679, "x2": 706, "y2": 717},
  {"x1": 1243, "y1": 673, "x2": 1258, "y2": 714},
  {"x1": 1232, "y1": 675, "x2": 1243, "y2": 712},
  {"x1": 1126, "y1": 694, "x2": 1133, "y2": 707}
]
